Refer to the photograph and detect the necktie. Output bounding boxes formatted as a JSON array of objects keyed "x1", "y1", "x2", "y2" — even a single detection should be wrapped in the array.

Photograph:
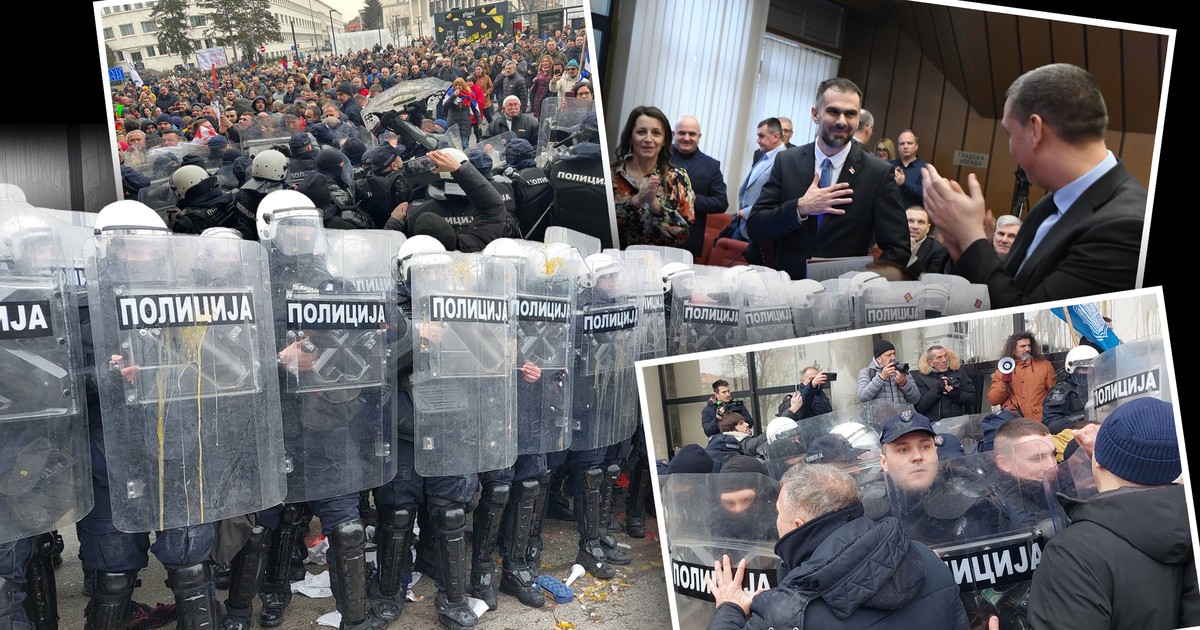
[{"x1": 817, "y1": 158, "x2": 832, "y2": 229}]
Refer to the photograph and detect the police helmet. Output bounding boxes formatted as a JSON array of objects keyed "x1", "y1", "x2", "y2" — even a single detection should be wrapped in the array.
[
  {"x1": 169, "y1": 164, "x2": 209, "y2": 200},
  {"x1": 256, "y1": 189, "x2": 319, "y2": 241},
  {"x1": 438, "y1": 148, "x2": 469, "y2": 181},
  {"x1": 1065, "y1": 345, "x2": 1100, "y2": 374},
  {"x1": 0, "y1": 183, "x2": 27, "y2": 202},
  {"x1": 394, "y1": 234, "x2": 449, "y2": 281},
  {"x1": 94, "y1": 200, "x2": 170, "y2": 235},
  {"x1": 251, "y1": 149, "x2": 289, "y2": 182},
  {"x1": 200, "y1": 227, "x2": 243, "y2": 240}
]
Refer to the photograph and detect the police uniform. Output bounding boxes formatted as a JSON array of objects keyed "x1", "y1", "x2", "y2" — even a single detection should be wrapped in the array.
[{"x1": 1041, "y1": 371, "x2": 1088, "y2": 434}]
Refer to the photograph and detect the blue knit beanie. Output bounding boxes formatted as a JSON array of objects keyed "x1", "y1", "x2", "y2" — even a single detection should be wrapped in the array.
[{"x1": 1094, "y1": 397, "x2": 1180, "y2": 485}]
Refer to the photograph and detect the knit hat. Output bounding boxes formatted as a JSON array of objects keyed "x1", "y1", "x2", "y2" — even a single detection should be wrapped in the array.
[
  {"x1": 335, "y1": 81, "x2": 356, "y2": 96},
  {"x1": 720, "y1": 455, "x2": 769, "y2": 477},
  {"x1": 665, "y1": 444, "x2": 716, "y2": 474},
  {"x1": 873, "y1": 339, "x2": 896, "y2": 360},
  {"x1": 1094, "y1": 397, "x2": 1180, "y2": 486}
]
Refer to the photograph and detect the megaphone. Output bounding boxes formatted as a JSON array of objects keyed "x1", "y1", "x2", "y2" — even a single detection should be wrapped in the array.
[{"x1": 997, "y1": 356, "x2": 1017, "y2": 375}]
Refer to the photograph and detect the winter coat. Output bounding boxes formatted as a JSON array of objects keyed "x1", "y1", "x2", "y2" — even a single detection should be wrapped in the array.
[
  {"x1": 1029, "y1": 484, "x2": 1200, "y2": 630},
  {"x1": 857, "y1": 357, "x2": 920, "y2": 404},
  {"x1": 701, "y1": 398, "x2": 756, "y2": 437},
  {"x1": 988, "y1": 357, "x2": 1055, "y2": 421},
  {"x1": 913, "y1": 367, "x2": 976, "y2": 420},
  {"x1": 708, "y1": 504, "x2": 968, "y2": 630}
]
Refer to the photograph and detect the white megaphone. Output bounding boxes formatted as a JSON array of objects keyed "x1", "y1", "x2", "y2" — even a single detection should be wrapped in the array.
[
  {"x1": 997, "y1": 356, "x2": 1017, "y2": 375},
  {"x1": 565, "y1": 563, "x2": 586, "y2": 587}
]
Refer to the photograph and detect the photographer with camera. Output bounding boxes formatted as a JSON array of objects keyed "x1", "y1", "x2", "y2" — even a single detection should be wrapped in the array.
[
  {"x1": 988, "y1": 331, "x2": 1055, "y2": 422},
  {"x1": 777, "y1": 366, "x2": 835, "y2": 420},
  {"x1": 857, "y1": 339, "x2": 920, "y2": 404},
  {"x1": 702, "y1": 380, "x2": 757, "y2": 438},
  {"x1": 913, "y1": 345, "x2": 976, "y2": 420}
]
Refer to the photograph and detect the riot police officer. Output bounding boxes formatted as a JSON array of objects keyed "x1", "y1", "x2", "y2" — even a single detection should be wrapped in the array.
[
  {"x1": 390, "y1": 148, "x2": 506, "y2": 253},
  {"x1": 1042, "y1": 345, "x2": 1098, "y2": 433},
  {"x1": 166, "y1": 164, "x2": 240, "y2": 235},
  {"x1": 502, "y1": 139, "x2": 553, "y2": 241},
  {"x1": 284, "y1": 132, "x2": 319, "y2": 188},
  {"x1": 546, "y1": 112, "x2": 611, "y2": 248},
  {"x1": 233, "y1": 149, "x2": 289, "y2": 240}
]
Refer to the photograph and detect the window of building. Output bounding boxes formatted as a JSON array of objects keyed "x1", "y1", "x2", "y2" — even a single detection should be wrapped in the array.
[
  {"x1": 119, "y1": 23, "x2": 135, "y2": 36},
  {"x1": 117, "y1": 50, "x2": 126, "y2": 61},
  {"x1": 131, "y1": 51, "x2": 143, "y2": 62},
  {"x1": 103, "y1": 6, "x2": 110, "y2": 15},
  {"x1": 146, "y1": 45, "x2": 157, "y2": 57},
  {"x1": 123, "y1": 4, "x2": 132, "y2": 11},
  {"x1": 104, "y1": 27, "x2": 114, "y2": 39},
  {"x1": 205, "y1": 38, "x2": 215, "y2": 48},
  {"x1": 190, "y1": 15, "x2": 206, "y2": 27},
  {"x1": 141, "y1": 21, "x2": 157, "y2": 33}
]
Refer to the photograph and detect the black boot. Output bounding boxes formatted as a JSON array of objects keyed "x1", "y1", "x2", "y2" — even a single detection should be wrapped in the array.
[
  {"x1": 328, "y1": 520, "x2": 386, "y2": 630},
  {"x1": 575, "y1": 466, "x2": 614, "y2": 579},
  {"x1": 430, "y1": 502, "x2": 477, "y2": 629},
  {"x1": 258, "y1": 505, "x2": 302, "y2": 627},
  {"x1": 598, "y1": 464, "x2": 632, "y2": 565},
  {"x1": 83, "y1": 570, "x2": 137, "y2": 630},
  {"x1": 546, "y1": 466, "x2": 574, "y2": 521},
  {"x1": 526, "y1": 470, "x2": 553, "y2": 573},
  {"x1": 368, "y1": 506, "x2": 415, "y2": 622},
  {"x1": 624, "y1": 462, "x2": 650, "y2": 539},
  {"x1": 470, "y1": 481, "x2": 509, "y2": 610},
  {"x1": 166, "y1": 563, "x2": 219, "y2": 630},
  {"x1": 499, "y1": 478, "x2": 545, "y2": 608},
  {"x1": 22, "y1": 532, "x2": 59, "y2": 629},
  {"x1": 220, "y1": 526, "x2": 269, "y2": 630},
  {"x1": 1, "y1": 576, "x2": 32, "y2": 630}
]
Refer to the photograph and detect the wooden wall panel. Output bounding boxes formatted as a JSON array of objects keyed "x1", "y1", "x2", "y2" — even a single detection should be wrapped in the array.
[
  {"x1": 934, "y1": 82, "x2": 969, "y2": 182},
  {"x1": 1087, "y1": 26, "x2": 1124, "y2": 129},
  {"x1": 883, "y1": 32, "x2": 922, "y2": 138},
  {"x1": 863, "y1": 18, "x2": 901, "y2": 139},
  {"x1": 1124, "y1": 30, "x2": 1163, "y2": 134},
  {"x1": 961, "y1": 110, "x2": 997, "y2": 197},
  {"x1": 986, "y1": 13, "x2": 1022, "y2": 118},
  {"x1": 1119, "y1": 132, "x2": 1156, "y2": 189},
  {"x1": 1017, "y1": 16, "x2": 1053, "y2": 72},
  {"x1": 912, "y1": 56, "x2": 945, "y2": 153},
  {"x1": 950, "y1": 8, "x2": 991, "y2": 116},
  {"x1": 1051, "y1": 21, "x2": 1087, "y2": 69}
]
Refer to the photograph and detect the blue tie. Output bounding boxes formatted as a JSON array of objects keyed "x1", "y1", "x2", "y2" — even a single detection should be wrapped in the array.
[{"x1": 817, "y1": 158, "x2": 832, "y2": 229}]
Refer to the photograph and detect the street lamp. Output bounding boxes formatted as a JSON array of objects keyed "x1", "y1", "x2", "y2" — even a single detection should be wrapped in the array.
[{"x1": 329, "y1": 9, "x2": 337, "y2": 56}]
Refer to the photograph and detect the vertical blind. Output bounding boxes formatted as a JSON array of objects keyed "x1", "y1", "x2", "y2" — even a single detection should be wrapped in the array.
[{"x1": 749, "y1": 35, "x2": 840, "y2": 161}]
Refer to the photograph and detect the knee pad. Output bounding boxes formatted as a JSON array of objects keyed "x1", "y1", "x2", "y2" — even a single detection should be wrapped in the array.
[
  {"x1": 582, "y1": 467, "x2": 604, "y2": 492},
  {"x1": 93, "y1": 571, "x2": 137, "y2": 597},
  {"x1": 482, "y1": 482, "x2": 511, "y2": 508},
  {"x1": 329, "y1": 520, "x2": 367, "y2": 550},
  {"x1": 279, "y1": 504, "x2": 304, "y2": 527},
  {"x1": 604, "y1": 463, "x2": 621, "y2": 481},
  {"x1": 434, "y1": 504, "x2": 467, "y2": 531},
  {"x1": 516, "y1": 478, "x2": 541, "y2": 500},
  {"x1": 379, "y1": 506, "x2": 415, "y2": 530},
  {"x1": 165, "y1": 563, "x2": 208, "y2": 591}
]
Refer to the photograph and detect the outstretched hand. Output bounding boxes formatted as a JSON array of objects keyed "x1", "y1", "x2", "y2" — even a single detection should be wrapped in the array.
[
  {"x1": 704, "y1": 555, "x2": 765, "y2": 617},
  {"x1": 922, "y1": 164, "x2": 989, "y2": 261}
]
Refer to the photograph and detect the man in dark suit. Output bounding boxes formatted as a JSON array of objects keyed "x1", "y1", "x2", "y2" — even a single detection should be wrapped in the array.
[
  {"x1": 906, "y1": 205, "x2": 948, "y2": 276},
  {"x1": 671, "y1": 114, "x2": 729, "y2": 258},
  {"x1": 746, "y1": 78, "x2": 909, "y2": 280},
  {"x1": 923, "y1": 63, "x2": 1146, "y2": 308}
]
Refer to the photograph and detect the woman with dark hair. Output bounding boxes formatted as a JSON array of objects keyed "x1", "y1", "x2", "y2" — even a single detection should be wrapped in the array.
[
  {"x1": 529, "y1": 55, "x2": 554, "y2": 119},
  {"x1": 611, "y1": 105, "x2": 695, "y2": 247}
]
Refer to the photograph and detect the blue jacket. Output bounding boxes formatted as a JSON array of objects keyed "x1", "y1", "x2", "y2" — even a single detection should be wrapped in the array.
[{"x1": 709, "y1": 507, "x2": 968, "y2": 630}]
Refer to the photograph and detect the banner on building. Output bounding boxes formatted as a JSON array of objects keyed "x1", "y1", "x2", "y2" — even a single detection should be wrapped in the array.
[{"x1": 434, "y1": 2, "x2": 509, "y2": 44}]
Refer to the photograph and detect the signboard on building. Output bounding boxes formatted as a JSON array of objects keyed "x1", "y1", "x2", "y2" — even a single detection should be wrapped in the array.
[
  {"x1": 195, "y1": 47, "x2": 229, "y2": 69},
  {"x1": 434, "y1": 1, "x2": 509, "y2": 44},
  {"x1": 537, "y1": 9, "x2": 563, "y2": 37},
  {"x1": 953, "y1": 150, "x2": 990, "y2": 169},
  {"x1": 108, "y1": 67, "x2": 125, "y2": 82}
]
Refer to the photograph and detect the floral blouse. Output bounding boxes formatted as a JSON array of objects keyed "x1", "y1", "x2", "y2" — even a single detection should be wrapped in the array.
[{"x1": 612, "y1": 159, "x2": 696, "y2": 248}]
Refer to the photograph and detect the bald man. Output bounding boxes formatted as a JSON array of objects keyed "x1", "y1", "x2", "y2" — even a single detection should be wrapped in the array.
[{"x1": 671, "y1": 114, "x2": 729, "y2": 258}]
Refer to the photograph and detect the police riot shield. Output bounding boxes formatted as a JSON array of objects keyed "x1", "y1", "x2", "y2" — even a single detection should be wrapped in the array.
[
  {"x1": 609, "y1": 248, "x2": 668, "y2": 361},
  {"x1": 624, "y1": 244, "x2": 692, "y2": 267},
  {"x1": 0, "y1": 208, "x2": 93, "y2": 544},
  {"x1": 931, "y1": 413, "x2": 987, "y2": 456},
  {"x1": 1085, "y1": 335, "x2": 1170, "y2": 423},
  {"x1": 536, "y1": 97, "x2": 595, "y2": 166},
  {"x1": 545, "y1": 226, "x2": 601, "y2": 257},
  {"x1": 855, "y1": 280, "x2": 924, "y2": 328},
  {"x1": 670, "y1": 265, "x2": 742, "y2": 355},
  {"x1": 886, "y1": 448, "x2": 1062, "y2": 629},
  {"x1": 37, "y1": 208, "x2": 96, "y2": 288},
  {"x1": 362, "y1": 78, "x2": 452, "y2": 130},
  {"x1": 135, "y1": 156, "x2": 182, "y2": 216},
  {"x1": 787, "y1": 279, "x2": 853, "y2": 337},
  {"x1": 804, "y1": 256, "x2": 875, "y2": 282},
  {"x1": 571, "y1": 256, "x2": 640, "y2": 451},
  {"x1": 239, "y1": 117, "x2": 292, "y2": 157},
  {"x1": 265, "y1": 219, "x2": 397, "y2": 502},
  {"x1": 86, "y1": 230, "x2": 286, "y2": 532},
  {"x1": 512, "y1": 242, "x2": 581, "y2": 455},
  {"x1": 763, "y1": 404, "x2": 881, "y2": 481},
  {"x1": 734, "y1": 268, "x2": 794, "y2": 346},
  {"x1": 410, "y1": 253, "x2": 518, "y2": 476},
  {"x1": 467, "y1": 131, "x2": 517, "y2": 173},
  {"x1": 920, "y1": 273, "x2": 990, "y2": 318},
  {"x1": 662, "y1": 473, "x2": 781, "y2": 629}
]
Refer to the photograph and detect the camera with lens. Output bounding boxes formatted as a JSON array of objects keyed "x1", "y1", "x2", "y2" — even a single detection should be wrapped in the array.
[
  {"x1": 944, "y1": 376, "x2": 960, "y2": 387},
  {"x1": 894, "y1": 362, "x2": 910, "y2": 374}
]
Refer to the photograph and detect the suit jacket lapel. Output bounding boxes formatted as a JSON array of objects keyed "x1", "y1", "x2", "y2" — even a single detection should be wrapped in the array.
[
  {"x1": 1013, "y1": 162, "x2": 1132, "y2": 283},
  {"x1": 1004, "y1": 194, "x2": 1056, "y2": 276}
]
